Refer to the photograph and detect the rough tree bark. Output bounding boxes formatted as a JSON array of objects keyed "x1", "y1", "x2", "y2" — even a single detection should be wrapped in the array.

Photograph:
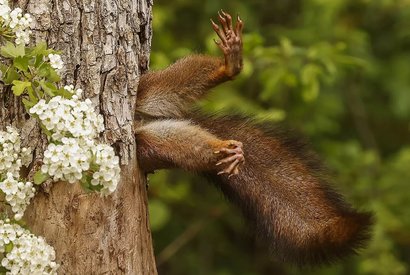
[{"x1": 0, "y1": 0, "x2": 157, "y2": 274}]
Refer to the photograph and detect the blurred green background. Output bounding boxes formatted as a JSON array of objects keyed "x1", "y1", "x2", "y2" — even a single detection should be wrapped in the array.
[{"x1": 146, "y1": 0, "x2": 410, "y2": 274}]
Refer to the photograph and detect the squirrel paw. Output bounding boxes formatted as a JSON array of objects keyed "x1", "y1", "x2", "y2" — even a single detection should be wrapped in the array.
[
  {"x1": 215, "y1": 140, "x2": 245, "y2": 178},
  {"x1": 210, "y1": 10, "x2": 244, "y2": 78}
]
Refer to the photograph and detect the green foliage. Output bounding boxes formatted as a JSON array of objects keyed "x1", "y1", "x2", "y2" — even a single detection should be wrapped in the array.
[
  {"x1": 149, "y1": 199, "x2": 171, "y2": 231},
  {"x1": 148, "y1": 0, "x2": 410, "y2": 274},
  {"x1": 79, "y1": 172, "x2": 104, "y2": 193},
  {"x1": 0, "y1": 40, "x2": 62, "y2": 112},
  {"x1": 4, "y1": 243, "x2": 13, "y2": 253},
  {"x1": 33, "y1": 170, "x2": 50, "y2": 185},
  {"x1": 1, "y1": 42, "x2": 25, "y2": 58},
  {"x1": 11, "y1": 80, "x2": 31, "y2": 96}
]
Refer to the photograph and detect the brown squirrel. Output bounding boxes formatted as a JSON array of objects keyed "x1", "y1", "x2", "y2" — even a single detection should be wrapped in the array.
[{"x1": 134, "y1": 11, "x2": 372, "y2": 266}]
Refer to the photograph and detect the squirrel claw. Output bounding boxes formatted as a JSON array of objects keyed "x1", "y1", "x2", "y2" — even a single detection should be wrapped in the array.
[
  {"x1": 210, "y1": 10, "x2": 243, "y2": 78},
  {"x1": 216, "y1": 140, "x2": 245, "y2": 177},
  {"x1": 211, "y1": 11, "x2": 243, "y2": 49}
]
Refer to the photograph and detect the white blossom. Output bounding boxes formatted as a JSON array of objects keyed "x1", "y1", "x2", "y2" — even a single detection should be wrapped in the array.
[
  {"x1": 15, "y1": 28, "x2": 31, "y2": 45},
  {"x1": 29, "y1": 95, "x2": 104, "y2": 141},
  {"x1": 9, "y1": 8, "x2": 22, "y2": 28},
  {"x1": 29, "y1": 92, "x2": 120, "y2": 194},
  {"x1": 91, "y1": 144, "x2": 121, "y2": 195},
  {"x1": 0, "y1": 173, "x2": 36, "y2": 220},
  {"x1": 0, "y1": 220, "x2": 59, "y2": 274},
  {"x1": 0, "y1": 4, "x2": 33, "y2": 45},
  {"x1": 48, "y1": 53, "x2": 64, "y2": 71},
  {"x1": 63, "y1": 84, "x2": 74, "y2": 93},
  {"x1": 42, "y1": 138, "x2": 91, "y2": 184},
  {"x1": 0, "y1": 126, "x2": 32, "y2": 178},
  {"x1": 41, "y1": 137, "x2": 120, "y2": 195},
  {"x1": 0, "y1": 2, "x2": 10, "y2": 22},
  {"x1": 0, "y1": 219, "x2": 21, "y2": 250}
]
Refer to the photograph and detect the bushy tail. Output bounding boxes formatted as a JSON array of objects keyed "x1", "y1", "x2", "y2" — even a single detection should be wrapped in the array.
[{"x1": 193, "y1": 115, "x2": 373, "y2": 266}]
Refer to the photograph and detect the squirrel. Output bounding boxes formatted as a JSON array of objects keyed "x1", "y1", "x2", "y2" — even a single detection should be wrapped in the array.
[{"x1": 134, "y1": 11, "x2": 373, "y2": 266}]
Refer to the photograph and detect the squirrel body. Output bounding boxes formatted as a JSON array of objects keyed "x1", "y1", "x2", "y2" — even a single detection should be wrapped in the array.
[{"x1": 134, "y1": 12, "x2": 372, "y2": 266}]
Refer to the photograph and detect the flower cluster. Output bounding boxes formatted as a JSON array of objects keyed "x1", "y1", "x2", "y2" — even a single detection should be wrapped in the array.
[
  {"x1": 48, "y1": 53, "x2": 63, "y2": 72},
  {"x1": 29, "y1": 94, "x2": 104, "y2": 141},
  {"x1": 0, "y1": 173, "x2": 35, "y2": 220},
  {"x1": 29, "y1": 90, "x2": 120, "y2": 194},
  {"x1": 0, "y1": 220, "x2": 59, "y2": 274},
  {"x1": 0, "y1": 127, "x2": 34, "y2": 220},
  {"x1": 0, "y1": 126, "x2": 31, "y2": 178},
  {"x1": 40, "y1": 137, "x2": 120, "y2": 194},
  {"x1": 0, "y1": 1, "x2": 32, "y2": 45},
  {"x1": 91, "y1": 144, "x2": 121, "y2": 195},
  {"x1": 41, "y1": 138, "x2": 89, "y2": 184}
]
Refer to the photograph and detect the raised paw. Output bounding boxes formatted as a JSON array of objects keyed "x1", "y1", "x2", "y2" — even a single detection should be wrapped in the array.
[
  {"x1": 210, "y1": 10, "x2": 244, "y2": 78},
  {"x1": 214, "y1": 140, "x2": 245, "y2": 178}
]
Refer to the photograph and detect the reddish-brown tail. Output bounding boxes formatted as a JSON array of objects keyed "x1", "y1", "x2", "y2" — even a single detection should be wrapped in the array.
[{"x1": 194, "y1": 114, "x2": 373, "y2": 266}]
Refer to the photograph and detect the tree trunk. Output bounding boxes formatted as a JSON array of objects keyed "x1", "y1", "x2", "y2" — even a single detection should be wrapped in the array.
[{"x1": 0, "y1": 0, "x2": 157, "y2": 274}]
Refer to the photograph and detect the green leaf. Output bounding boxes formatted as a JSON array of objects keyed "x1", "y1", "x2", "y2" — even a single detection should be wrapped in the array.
[
  {"x1": 54, "y1": 88, "x2": 73, "y2": 99},
  {"x1": 22, "y1": 98, "x2": 36, "y2": 109},
  {"x1": 89, "y1": 162, "x2": 100, "y2": 172},
  {"x1": 13, "y1": 56, "x2": 30, "y2": 72},
  {"x1": 30, "y1": 42, "x2": 57, "y2": 69},
  {"x1": 280, "y1": 37, "x2": 294, "y2": 56},
  {"x1": 4, "y1": 242, "x2": 13, "y2": 253},
  {"x1": 37, "y1": 63, "x2": 50, "y2": 77},
  {"x1": 26, "y1": 86, "x2": 38, "y2": 103},
  {"x1": 3, "y1": 67, "x2": 20, "y2": 85},
  {"x1": 11, "y1": 80, "x2": 32, "y2": 96},
  {"x1": 37, "y1": 63, "x2": 61, "y2": 82},
  {"x1": 34, "y1": 54, "x2": 44, "y2": 67},
  {"x1": 80, "y1": 173, "x2": 103, "y2": 192},
  {"x1": 259, "y1": 68, "x2": 286, "y2": 101},
  {"x1": 33, "y1": 170, "x2": 50, "y2": 185},
  {"x1": 0, "y1": 42, "x2": 25, "y2": 58},
  {"x1": 39, "y1": 80, "x2": 57, "y2": 96},
  {"x1": 0, "y1": 266, "x2": 9, "y2": 273},
  {"x1": 80, "y1": 173, "x2": 91, "y2": 189},
  {"x1": 301, "y1": 64, "x2": 321, "y2": 102},
  {"x1": 88, "y1": 184, "x2": 104, "y2": 192},
  {"x1": 47, "y1": 68, "x2": 61, "y2": 82},
  {"x1": 29, "y1": 41, "x2": 48, "y2": 56},
  {"x1": 0, "y1": 63, "x2": 8, "y2": 75},
  {"x1": 302, "y1": 80, "x2": 319, "y2": 102}
]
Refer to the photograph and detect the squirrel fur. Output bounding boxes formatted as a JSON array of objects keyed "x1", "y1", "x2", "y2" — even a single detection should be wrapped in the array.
[{"x1": 134, "y1": 11, "x2": 373, "y2": 266}]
